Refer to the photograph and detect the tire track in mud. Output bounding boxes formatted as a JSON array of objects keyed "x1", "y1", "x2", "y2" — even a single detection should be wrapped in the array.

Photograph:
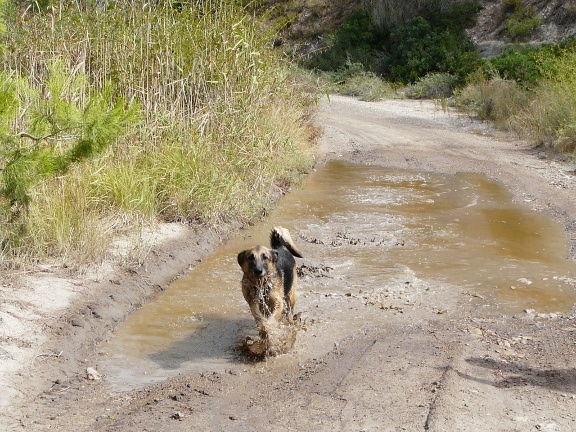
[
  {"x1": 205, "y1": 323, "x2": 466, "y2": 432},
  {"x1": 423, "y1": 365, "x2": 452, "y2": 431},
  {"x1": 331, "y1": 324, "x2": 464, "y2": 432}
]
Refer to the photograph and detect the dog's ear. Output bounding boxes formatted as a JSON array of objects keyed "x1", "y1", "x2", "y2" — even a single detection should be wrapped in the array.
[
  {"x1": 237, "y1": 250, "x2": 247, "y2": 267},
  {"x1": 270, "y1": 249, "x2": 278, "y2": 262}
]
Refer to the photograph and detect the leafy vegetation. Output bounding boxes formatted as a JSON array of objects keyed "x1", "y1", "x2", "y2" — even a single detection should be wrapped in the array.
[
  {"x1": 455, "y1": 75, "x2": 528, "y2": 128},
  {"x1": 306, "y1": 0, "x2": 481, "y2": 85},
  {"x1": 502, "y1": 0, "x2": 543, "y2": 41},
  {"x1": 306, "y1": 9, "x2": 386, "y2": 74},
  {"x1": 318, "y1": 61, "x2": 398, "y2": 101},
  {"x1": 511, "y1": 51, "x2": 576, "y2": 153},
  {"x1": 0, "y1": 0, "x2": 316, "y2": 268},
  {"x1": 456, "y1": 41, "x2": 576, "y2": 154},
  {"x1": 486, "y1": 40, "x2": 576, "y2": 88},
  {"x1": 384, "y1": 15, "x2": 479, "y2": 84},
  {"x1": 404, "y1": 73, "x2": 459, "y2": 99}
]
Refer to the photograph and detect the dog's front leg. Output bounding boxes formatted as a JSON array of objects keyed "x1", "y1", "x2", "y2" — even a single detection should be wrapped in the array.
[
  {"x1": 264, "y1": 294, "x2": 284, "y2": 327},
  {"x1": 248, "y1": 302, "x2": 268, "y2": 338}
]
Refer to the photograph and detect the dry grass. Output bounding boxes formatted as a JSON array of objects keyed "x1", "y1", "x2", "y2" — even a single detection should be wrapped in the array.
[
  {"x1": 0, "y1": 1, "x2": 317, "y2": 268},
  {"x1": 456, "y1": 47, "x2": 576, "y2": 156},
  {"x1": 455, "y1": 76, "x2": 528, "y2": 129}
]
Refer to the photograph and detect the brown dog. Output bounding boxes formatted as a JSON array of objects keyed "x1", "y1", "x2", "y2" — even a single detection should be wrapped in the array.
[{"x1": 237, "y1": 227, "x2": 303, "y2": 340}]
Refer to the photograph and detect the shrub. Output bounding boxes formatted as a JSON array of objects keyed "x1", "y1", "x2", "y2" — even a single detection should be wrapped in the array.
[
  {"x1": 305, "y1": 8, "x2": 386, "y2": 73},
  {"x1": 405, "y1": 72, "x2": 459, "y2": 99},
  {"x1": 511, "y1": 50, "x2": 576, "y2": 153},
  {"x1": 0, "y1": 62, "x2": 140, "y2": 256},
  {"x1": 307, "y1": 0, "x2": 481, "y2": 85},
  {"x1": 511, "y1": 83, "x2": 575, "y2": 149},
  {"x1": 499, "y1": 0, "x2": 542, "y2": 41},
  {"x1": 334, "y1": 73, "x2": 397, "y2": 101},
  {"x1": 489, "y1": 46, "x2": 547, "y2": 88},
  {"x1": 385, "y1": 15, "x2": 480, "y2": 84},
  {"x1": 485, "y1": 40, "x2": 576, "y2": 87},
  {"x1": 455, "y1": 77, "x2": 528, "y2": 128},
  {"x1": 505, "y1": 5, "x2": 543, "y2": 41}
]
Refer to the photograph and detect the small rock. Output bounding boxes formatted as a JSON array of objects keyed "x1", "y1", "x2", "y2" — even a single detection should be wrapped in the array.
[
  {"x1": 172, "y1": 412, "x2": 184, "y2": 420},
  {"x1": 86, "y1": 367, "x2": 102, "y2": 381},
  {"x1": 517, "y1": 278, "x2": 532, "y2": 285},
  {"x1": 70, "y1": 317, "x2": 85, "y2": 327},
  {"x1": 535, "y1": 422, "x2": 559, "y2": 431}
]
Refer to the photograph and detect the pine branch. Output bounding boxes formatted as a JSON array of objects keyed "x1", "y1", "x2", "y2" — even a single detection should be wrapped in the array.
[{"x1": 16, "y1": 131, "x2": 59, "y2": 141}]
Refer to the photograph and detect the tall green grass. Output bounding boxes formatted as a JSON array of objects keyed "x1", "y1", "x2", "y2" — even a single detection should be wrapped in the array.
[{"x1": 0, "y1": 1, "x2": 316, "y2": 268}]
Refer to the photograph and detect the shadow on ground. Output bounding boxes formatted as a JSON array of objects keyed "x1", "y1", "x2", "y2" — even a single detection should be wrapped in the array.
[
  {"x1": 462, "y1": 357, "x2": 576, "y2": 393},
  {"x1": 146, "y1": 314, "x2": 257, "y2": 369}
]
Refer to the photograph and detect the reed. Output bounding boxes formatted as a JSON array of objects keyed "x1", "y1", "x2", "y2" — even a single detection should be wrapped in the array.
[{"x1": 0, "y1": 0, "x2": 316, "y2": 268}]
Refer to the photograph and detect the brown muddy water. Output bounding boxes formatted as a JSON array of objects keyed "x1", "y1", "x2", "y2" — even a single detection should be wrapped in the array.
[{"x1": 101, "y1": 161, "x2": 576, "y2": 389}]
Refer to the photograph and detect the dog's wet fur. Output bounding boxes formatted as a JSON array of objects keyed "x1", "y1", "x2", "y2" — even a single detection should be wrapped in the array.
[{"x1": 237, "y1": 227, "x2": 303, "y2": 355}]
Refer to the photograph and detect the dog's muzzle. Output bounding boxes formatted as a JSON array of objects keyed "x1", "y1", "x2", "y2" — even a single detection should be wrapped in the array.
[{"x1": 251, "y1": 266, "x2": 267, "y2": 278}]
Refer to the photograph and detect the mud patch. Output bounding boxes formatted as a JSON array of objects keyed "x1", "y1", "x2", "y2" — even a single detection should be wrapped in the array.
[
  {"x1": 241, "y1": 314, "x2": 306, "y2": 358},
  {"x1": 100, "y1": 161, "x2": 576, "y2": 391}
]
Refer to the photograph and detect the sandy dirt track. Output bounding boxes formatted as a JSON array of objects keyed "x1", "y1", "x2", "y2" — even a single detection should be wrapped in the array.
[{"x1": 3, "y1": 95, "x2": 576, "y2": 431}]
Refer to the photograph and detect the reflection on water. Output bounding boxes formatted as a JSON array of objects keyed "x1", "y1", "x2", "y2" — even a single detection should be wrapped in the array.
[{"x1": 101, "y1": 161, "x2": 576, "y2": 389}]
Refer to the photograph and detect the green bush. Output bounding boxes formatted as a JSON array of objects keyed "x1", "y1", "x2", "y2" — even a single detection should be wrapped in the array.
[
  {"x1": 305, "y1": 8, "x2": 386, "y2": 72},
  {"x1": 0, "y1": 62, "x2": 140, "y2": 206},
  {"x1": 307, "y1": 0, "x2": 481, "y2": 84},
  {"x1": 405, "y1": 73, "x2": 459, "y2": 99},
  {"x1": 421, "y1": 0, "x2": 480, "y2": 32},
  {"x1": 486, "y1": 40, "x2": 576, "y2": 88},
  {"x1": 505, "y1": 5, "x2": 542, "y2": 41},
  {"x1": 0, "y1": 61, "x2": 140, "y2": 254},
  {"x1": 328, "y1": 65, "x2": 398, "y2": 101},
  {"x1": 385, "y1": 15, "x2": 480, "y2": 84},
  {"x1": 512, "y1": 50, "x2": 576, "y2": 153},
  {"x1": 488, "y1": 46, "x2": 547, "y2": 88}
]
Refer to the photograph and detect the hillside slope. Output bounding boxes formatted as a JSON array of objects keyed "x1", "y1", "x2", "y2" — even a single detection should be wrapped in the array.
[
  {"x1": 273, "y1": 0, "x2": 576, "y2": 59},
  {"x1": 471, "y1": 0, "x2": 576, "y2": 57}
]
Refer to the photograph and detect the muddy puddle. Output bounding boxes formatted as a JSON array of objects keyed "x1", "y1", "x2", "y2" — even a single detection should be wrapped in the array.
[{"x1": 101, "y1": 161, "x2": 576, "y2": 389}]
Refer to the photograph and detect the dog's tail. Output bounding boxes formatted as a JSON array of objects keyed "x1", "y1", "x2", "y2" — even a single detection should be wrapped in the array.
[{"x1": 270, "y1": 226, "x2": 303, "y2": 258}]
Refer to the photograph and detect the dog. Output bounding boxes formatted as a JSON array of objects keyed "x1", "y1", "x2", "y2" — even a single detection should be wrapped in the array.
[{"x1": 237, "y1": 226, "x2": 303, "y2": 341}]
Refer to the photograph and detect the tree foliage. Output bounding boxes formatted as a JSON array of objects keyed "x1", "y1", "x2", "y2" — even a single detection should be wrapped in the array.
[
  {"x1": 306, "y1": 0, "x2": 481, "y2": 84},
  {"x1": 0, "y1": 61, "x2": 140, "y2": 228},
  {"x1": 385, "y1": 13, "x2": 479, "y2": 83},
  {"x1": 305, "y1": 9, "x2": 387, "y2": 73}
]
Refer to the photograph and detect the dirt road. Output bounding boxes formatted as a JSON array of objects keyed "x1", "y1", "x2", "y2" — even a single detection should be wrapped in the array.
[{"x1": 5, "y1": 95, "x2": 576, "y2": 431}]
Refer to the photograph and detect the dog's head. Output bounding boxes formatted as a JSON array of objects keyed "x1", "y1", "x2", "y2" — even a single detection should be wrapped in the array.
[{"x1": 237, "y1": 245, "x2": 278, "y2": 281}]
